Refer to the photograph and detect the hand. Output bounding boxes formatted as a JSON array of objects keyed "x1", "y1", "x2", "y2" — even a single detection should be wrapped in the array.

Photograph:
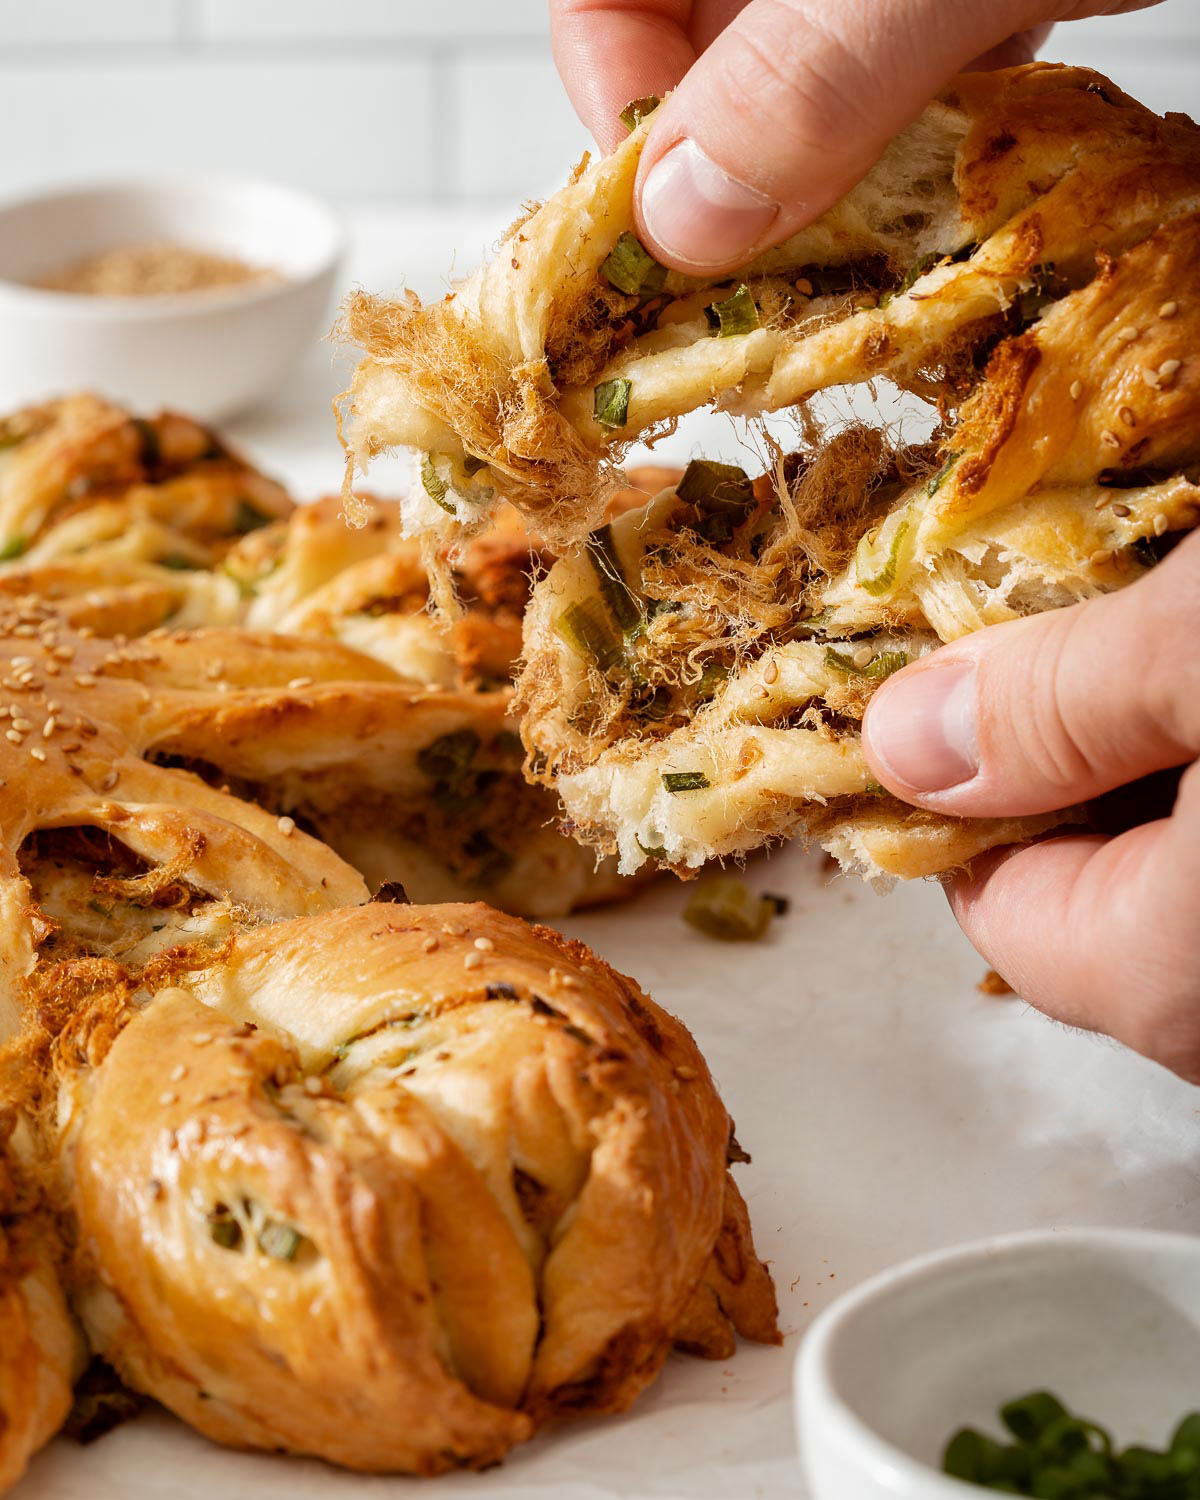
[
  {"x1": 551, "y1": 1, "x2": 1162, "y2": 274},
  {"x1": 861, "y1": 533, "x2": 1200, "y2": 1082}
]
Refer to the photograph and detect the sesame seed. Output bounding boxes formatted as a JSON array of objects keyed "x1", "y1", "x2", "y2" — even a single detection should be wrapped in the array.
[
  {"x1": 159, "y1": 1092, "x2": 177, "y2": 1107},
  {"x1": 463, "y1": 951, "x2": 484, "y2": 971},
  {"x1": 4, "y1": 730, "x2": 21, "y2": 745},
  {"x1": 170, "y1": 1063, "x2": 187, "y2": 1081},
  {"x1": 51, "y1": 646, "x2": 72, "y2": 661},
  {"x1": 763, "y1": 659, "x2": 779, "y2": 685},
  {"x1": 1111, "y1": 503, "x2": 1132, "y2": 517},
  {"x1": 422, "y1": 935, "x2": 439, "y2": 953},
  {"x1": 1094, "y1": 494, "x2": 1111, "y2": 510},
  {"x1": 303, "y1": 1076, "x2": 322, "y2": 1096},
  {"x1": 474, "y1": 936, "x2": 495, "y2": 951},
  {"x1": 99, "y1": 770, "x2": 119, "y2": 791},
  {"x1": 73, "y1": 673, "x2": 97, "y2": 688},
  {"x1": 277, "y1": 815, "x2": 296, "y2": 836},
  {"x1": 1159, "y1": 358, "x2": 1182, "y2": 379},
  {"x1": 1142, "y1": 367, "x2": 1163, "y2": 389},
  {"x1": 41, "y1": 716, "x2": 56, "y2": 737},
  {"x1": 443, "y1": 923, "x2": 465, "y2": 937},
  {"x1": 1119, "y1": 406, "x2": 1137, "y2": 427},
  {"x1": 675, "y1": 1065, "x2": 698, "y2": 1081},
  {"x1": 1089, "y1": 549, "x2": 1113, "y2": 568},
  {"x1": 45, "y1": 701, "x2": 60, "y2": 713},
  {"x1": 60, "y1": 741, "x2": 80, "y2": 754},
  {"x1": 28, "y1": 746, "x2": 45, "y2": 762},
  {"x1": 851, "y1": 645, "x2": 874, "y2": 668},
  {"x1": 191, "y1": 1034, "x2": 213, "y2": 1046},
  {"x1": 1100, "y1": 430, "x2": 1120, "y2": 449},
  {"x1": 10, "y1": 718, "x2": 29, "y2": 733},
  {"x1": 1116, "y1": 325, "x2": 1139, "y2": 343},
  {"x1": 11, "y1": 625, "x2": 34, "y2": 639},
  {"x1": 1159, "y1": 300, "x2": 1179, "y2": 319},
  {"x1": 43, "y1": 662, "x2": 59, "y2": 677},
  {"x1": 794, "y1": 277, "x2": 814, "y2": 296},
  {"x1": 559, "y1": 973, "x2": 581, "y2": 989},
  {"x1": 288, "y1": 676, "x2": 313, "y2": 690},
  {"x1": 1069, "y1": 380, "x2": 1083, "y2": 400},
  {"x1": 10, "y1": 658, "x2": 32, "y2": 670},
  {"x1": 1153, "y1": 512, "x2": 1170, "y2": 536}
]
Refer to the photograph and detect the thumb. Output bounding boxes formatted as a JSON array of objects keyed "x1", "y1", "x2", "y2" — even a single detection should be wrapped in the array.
[
  {"x1": 634, "y1": 0, "x2": 1042, "y2": 274},
  {"x1": 861, "y1": 532, "x2": 1200, "y2": 818}
]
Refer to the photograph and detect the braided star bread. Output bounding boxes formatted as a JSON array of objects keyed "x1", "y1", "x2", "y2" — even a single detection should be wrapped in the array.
[
  {"x1": 0, "y1": 606, "x2": 777, "y2": 1482},
  {"x1": 339, "y1": 62, "x2": 1200, "y2": 881}
]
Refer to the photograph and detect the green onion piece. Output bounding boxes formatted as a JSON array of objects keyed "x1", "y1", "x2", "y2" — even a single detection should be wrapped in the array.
[
  {"x1": 706, "y1": 284, "x2": 760, "y2": 337},
  {"x1": 207, "y1": 1206, "x2": 243, "y2": 1251},
  {"x1": 233, "y1": 498, "x2": 272, "y2": 534},
  {"x1": 925, "y1": 451, "x2": 960, "y2": 498},
  {"x1": 1000, "y1": 1393, "x2": 1069, "y2": 1445},
  {"x1": 159, "y1": 553, "x2": 199, "y2": 571},
  {"x1": 462, "y1": 453, "x2": 487, "y2": 477},
  {"x1": 863, "y1": 780, "x2": 887, "y2": 796},
  {"x1": 0, "y1": 536, "x2": 27, "y2": 562},
  {"x1": 420, "y1": 454, "x2": 456, "y2": 513},
  {"x1": 636, "y1": 836, "x2": 667, "y2": 860},
  {"x1": 601, "y1": 232, "x2": 665, "y2": 297},
  {"x1": 824, "y1": 647, "x2": 908, "y2": 679},
  {"x1": 697, "y1": 662, "x2": 729, "y2": 699},
  {"x1": 880, "y1": 250, "x2": 941, "y2": 307},
  {"x1": 417, "y1": 728, "x2": 480, "y2": 783},
  {"x1": 257, "y1": 1219, "x2": 305, "y2": 1261},
  {"x1": 857, "y1": 520, "x2": 909, "y2": 597},
  {"x1": 594, "y1": 377, "x2": 632, "y2": 430},
  {"x1": 620, "y1": 94, "x2": 661, "y2": 131},
  {"x1": 683, "y1": 876, "x2": 773, "y2": 942},
  {"x1": 585, "y1": 523, "x2": 643, "y2": 634},
  {"x1": 0, "y1": 424, "x2": 27, "y2": 453},
  {"x1": 676, "y1": 459, "x2": 754, "y2": 515},
  {"x1": 1170, "y1": 1412, "x2": 1200, "y2": 1462},
  {"x1": 555, "y1": 598, "x2": 624, "y2": 673},
  {"x1": 662, "y1": 770, "x2": 709, "y2": 793}
]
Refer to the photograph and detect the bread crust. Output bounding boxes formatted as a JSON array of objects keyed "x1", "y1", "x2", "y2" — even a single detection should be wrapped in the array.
[{"x1": 0, "y1": 606, "x2": 778, "y2": 1476}]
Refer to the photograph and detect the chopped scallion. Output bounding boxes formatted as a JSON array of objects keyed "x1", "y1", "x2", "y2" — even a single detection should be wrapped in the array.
[
  {"x1": 600, "y1": 232, "x2": 666, "y2": 297},
  {"x1": 0, "y1": 536, "x2": 27, "y2": 562},
  {"x1": 706, "y1": 284, "x2": 759, "y2": 337},
  {"x1": 676, "y1": 459, "x2": 754, "y2": 515},
  {"x1": 594, "y1": 377, "x2": 632, "y2": 430},
  {"x1": 683, "y1": 876, "x2": 774, "y2": 941},
  {"x1": 420, "y1": 454, "x2": 456, "y2": 513},
  {"x1": 555, "y1": 598, "x2": 624, "y2": 673},
  {"x1": 233, "y1": 498, "x2": 272, "y2": 534},
  {"x1": 857, "y1": 520, "x2": 909, "y2": 597},
  {"x1": 823, "y1": 647, "x2": 908, "y2": 679},
  {"x1": 585, "y1": 523, "x2": 642, "y2": 633},
  {"x1": 925, "y1": 451, "x2": 960, "y2": 497},
  {"x1": 620, "y1": 95, "x2": 661, "y2": 131},
  {"x1": 207, "y1": 1205, "x2": 243, "y2": 1251},
  {"x1": 257, "y1": 1219, "x2": 305, "y2": 1262},
  {"x1": 662, "y1": 770, "x2": 709, "y2": 793}
]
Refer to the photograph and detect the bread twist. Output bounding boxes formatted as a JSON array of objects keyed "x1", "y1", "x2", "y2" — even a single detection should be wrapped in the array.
[{"x1": 0, "y1": 605, "x2": 777, "y2": 1482}]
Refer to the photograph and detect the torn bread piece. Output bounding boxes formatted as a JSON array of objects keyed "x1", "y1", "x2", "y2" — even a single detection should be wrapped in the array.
[
  {"x1": 339, "y1": 63, "x2": 1200, "y2": 554},
  {"x1": 517, "y1": 213, "x2": 1200, "y2": 880}
]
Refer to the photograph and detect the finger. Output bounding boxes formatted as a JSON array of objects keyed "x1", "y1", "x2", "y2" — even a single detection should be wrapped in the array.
[
  {"x1": 551, "y1": 0, "x2": 697, "y2": 153},
  {"x1": 947, "y1": 762, "x2": 1200, "y2": 1078},
  {"x1": 862, "y1": 531, "x2": 1200, "y2": 818},
  {"x1": 965, "y1": 24, "x2": 1052, "y2": 70},
  {"x1": 633, "y1": 0, "x2": 1035, "y2": 273}
]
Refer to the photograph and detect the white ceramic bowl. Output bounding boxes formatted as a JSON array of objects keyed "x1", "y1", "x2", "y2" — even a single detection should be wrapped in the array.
[
  {"x1": 796, "y1": 1228, "x2": 1200, "y2": 1500},
  {"x1": 0, "y1": 176, "x2": 345, "y2": 421}
]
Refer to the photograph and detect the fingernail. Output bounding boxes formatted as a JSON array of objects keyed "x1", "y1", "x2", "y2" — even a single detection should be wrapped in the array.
[
  {"x1": 866, "y1": 661, "x2": 979, "y2": 793},
  {"x1": 641, "y1": 138, "x2": 778, "y2": 269}
]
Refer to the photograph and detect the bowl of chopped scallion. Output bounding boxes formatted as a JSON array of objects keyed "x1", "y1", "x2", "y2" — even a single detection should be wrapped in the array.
[{"x1": 795, "y1": 1228, "x2": 1200, "y2": 1500}]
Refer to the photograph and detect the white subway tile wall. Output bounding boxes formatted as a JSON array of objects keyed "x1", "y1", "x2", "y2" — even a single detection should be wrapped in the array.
[{"x1": 0, "y1": 0, "x2": 1193, "y2": 206}]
